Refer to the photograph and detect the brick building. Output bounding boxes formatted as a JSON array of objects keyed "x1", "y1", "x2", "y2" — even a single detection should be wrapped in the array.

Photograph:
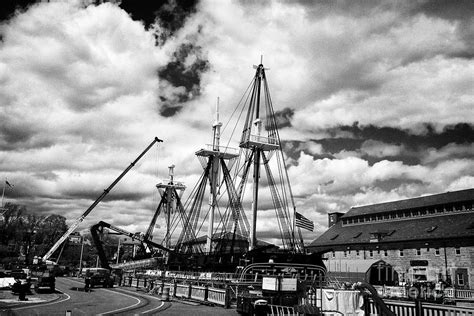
[{"x1": 308, "y1": 188, "x2": 474, "y2": 289}]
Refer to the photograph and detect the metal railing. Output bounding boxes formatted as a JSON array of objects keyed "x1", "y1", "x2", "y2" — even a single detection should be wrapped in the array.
[
  {"x1": 444, "y1": 288, "x2": 474, "y2": 300},
  {"x1": 367, "y1": 298, "x2": 474, "y2": 316},
  {"x1": 268, "y1": 304, "x2": 297, "y2": 316}
]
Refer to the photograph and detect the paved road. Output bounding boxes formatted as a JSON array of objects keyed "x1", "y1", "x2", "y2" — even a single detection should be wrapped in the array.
[{"x1": 1, "y1": 277, "x2": 238, "y2": 316}]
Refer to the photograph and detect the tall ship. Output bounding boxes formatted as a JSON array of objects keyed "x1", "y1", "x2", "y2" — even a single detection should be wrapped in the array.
[{"x1": 157, "y1": 61, "x2": 324, "y2": 271}]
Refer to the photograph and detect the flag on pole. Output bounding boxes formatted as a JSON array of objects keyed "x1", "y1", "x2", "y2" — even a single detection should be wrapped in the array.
[
  {"x1": 295, "y1": 212, "x2": 314, "y2": 231},
  {"x1": 5, "y1": 180, "x2": 13, "y2": 188}
]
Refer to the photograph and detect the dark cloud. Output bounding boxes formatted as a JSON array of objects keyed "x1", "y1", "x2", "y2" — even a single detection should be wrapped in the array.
[
  {"x1": 373, "y1": 178, "x2": 426, "y2": 192},
  {"x1": 0, "y1": 0, "x2": 38, "y2": 22},
  {"x1": 412, "y1": 0, "x2": 474, "y2": 59},
  {"x1": 117, "y1": 0, "x2": 199, "y2": 43},
  {"x1": 412, "y1": 0, "x2": 474, "y2": 22},
  {"x1": 158, "y1": 43, "x2": 210, "y2": 117},
  {"x1": 283, "y1": 122, "x2": 473, "y2": 165},
  {"x1": 63, "y1": 189, "x2": 147, "y2": 202},
  {"x1": 0, "y1": 118, "x2": 55, "y2": 151},
  {"x1": 0, "y1": 119, "x2": 35, "y2": 147},
  {"x1": 273, "y1": 107, "x2": 294, "y2": 129},
  {"x1": 344, "y1": 122, "x2": 474, "y2": 150},
  {"x1": 115, "y1": 1, "x2": 208, "y2": 117}
]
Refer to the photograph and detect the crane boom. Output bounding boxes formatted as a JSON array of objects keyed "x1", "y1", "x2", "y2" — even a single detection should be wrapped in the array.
[
  {"x1": 90, "y1": 220, "x2": 175, "y2": 270},
  {"x1": 42, "y1": 137, "x2": 163, "y2": 262}
]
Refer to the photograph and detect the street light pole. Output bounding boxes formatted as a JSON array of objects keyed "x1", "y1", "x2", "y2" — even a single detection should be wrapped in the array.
[
  {"x1": 116, "y1": 239, "x2": 121, "y2": 264},
  {"x1": 79, "y1": 236, "x2": 84, "y2": 274}
]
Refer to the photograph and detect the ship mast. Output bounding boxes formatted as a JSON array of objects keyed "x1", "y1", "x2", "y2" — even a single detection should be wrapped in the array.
[
  {"x1": 237, "y1": 60, "x2": 303, "y2": 253},
  {"x1": 206, "y1": 98, "x2": 223, "y2": 253},
  {"x1": 155, "y1": 164, "x2": 186, "y2": 259}
]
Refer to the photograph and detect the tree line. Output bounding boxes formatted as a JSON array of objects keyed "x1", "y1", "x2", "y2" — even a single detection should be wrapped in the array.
[{"x1": 0, "y1": 202, "x2": 123, "y2": 270}]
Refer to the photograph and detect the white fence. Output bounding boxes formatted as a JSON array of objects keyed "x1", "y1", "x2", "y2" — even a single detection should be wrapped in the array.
[
  {"x1": 367, "y1": 298, "x2": 474, "y2": 316},
  {"x1": 207, "y1": 288, "x2": 227, "y2": 306},
  {"x1": 123, "y1": 277, "x2": 230, "y2": 307}
]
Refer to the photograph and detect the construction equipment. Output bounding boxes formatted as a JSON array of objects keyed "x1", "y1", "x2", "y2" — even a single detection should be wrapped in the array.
[
  {"x1": 90, "y1": 220, "x2": 176, "y2": 270},
  {"x1": 41, "y1": 137, "x2": 163, "y2": 263}
]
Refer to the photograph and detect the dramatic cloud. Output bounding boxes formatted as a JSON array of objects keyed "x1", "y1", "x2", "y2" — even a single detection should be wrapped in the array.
[{"x1": 0, "y1": 0, "x2": 472, "y2": 248}]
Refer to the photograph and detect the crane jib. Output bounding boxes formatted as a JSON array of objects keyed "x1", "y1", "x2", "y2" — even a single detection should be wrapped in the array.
[{"x1": 42, "y1": 137, "x2": 163, "y2": 262}]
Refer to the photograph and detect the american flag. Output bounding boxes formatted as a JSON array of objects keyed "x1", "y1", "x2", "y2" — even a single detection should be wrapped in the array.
[{"x1": 295, "y1": 212, "x2": 314, "y2": 231}]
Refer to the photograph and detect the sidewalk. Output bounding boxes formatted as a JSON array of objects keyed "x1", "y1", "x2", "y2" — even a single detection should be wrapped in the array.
[{"x1": 0, "y1": 288, "x2": 60, "y2": 307}]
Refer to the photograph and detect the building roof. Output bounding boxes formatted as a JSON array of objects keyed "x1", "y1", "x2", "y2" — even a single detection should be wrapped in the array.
[
  {"x1": 309, "y1": 211, "x2": 474, "y2": 251},
  {"x1": 344, "y1": 188, "x2": 473, "y2": 218}
]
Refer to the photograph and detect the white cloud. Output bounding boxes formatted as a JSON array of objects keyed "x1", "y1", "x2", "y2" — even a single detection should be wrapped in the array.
[{"x1": 0, "y1": 1, "x2": 472, "y2": 247}]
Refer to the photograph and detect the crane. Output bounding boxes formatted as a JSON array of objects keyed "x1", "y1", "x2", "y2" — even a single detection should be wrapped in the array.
[
  {"x1": 41, "y1": 137, "x2": 163, "y2": 262},
  {"x1": 90, "y1": 220, "x2": 177, "y2": 270}
]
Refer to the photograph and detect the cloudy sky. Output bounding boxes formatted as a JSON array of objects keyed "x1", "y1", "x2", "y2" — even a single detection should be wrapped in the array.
[{"x1": 1, "y1": 0, "x2": 473, "y2": 247}]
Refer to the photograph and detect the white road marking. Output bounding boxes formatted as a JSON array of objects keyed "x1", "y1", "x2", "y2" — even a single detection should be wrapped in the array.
[
  {"x1": 109, "y1": 287, "x2": 166, "y2": 315},
  {"x1": 141, "y1": 300, "x2": 165, "y2": 314},
  {"x1": 12, "y1": 292, "x2": 71, "y2": 311},
  {"x1": 98, "y1": 289, "x2": 142, "y2": 315}
]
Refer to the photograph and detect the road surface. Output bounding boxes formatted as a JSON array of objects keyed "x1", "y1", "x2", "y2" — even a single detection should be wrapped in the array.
[{"x1": 1, "y1": 277, "x2": 237, "y2": 316}]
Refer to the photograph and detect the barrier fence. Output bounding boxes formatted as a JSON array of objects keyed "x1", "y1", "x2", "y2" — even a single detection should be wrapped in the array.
[
  {"x1": 120, "y1": 276, "x2": 230, "y2": 307},
  {"x1": 367, "y1": 298, "x2": 474, "y2": 316},
  {"x1": 119, "y1": 275, "x2": 474, "y2": 315}
]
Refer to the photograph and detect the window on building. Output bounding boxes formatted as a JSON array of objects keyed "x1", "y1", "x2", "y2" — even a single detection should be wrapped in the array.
[
  {"x1": 343, "y1": 251, "x2": 347, "y2": 257},
  {"x1": 369, "y1": 250, "x2": 373, "y2": 257},
  {"x1": 455, "y1": 247, "x2": 461, "y2": 255},
  {"x1": 399, "y1": 249, "x2": 404, "y2": 257},
  {"x1": 457, "y1": 273, "x2": 465, "y2": 286},
  {"x1": 332, "y1": 251, "x2": 335, "y2": 258},
  {"x1": 435, "y1": 248, "x2": 440, "y2": 256},
  {"x1": 356, "y1": 250, "x2": 360, "y2": 256},
  {"x1": 412, "y1": 268, "x2": 427, "y2": 282},
  {"x1": 384, "y1": 250, "x2": 388, "y2": 256},
  {"x1": 416, "y1": 248, "x2": 421, "y2": 256}
]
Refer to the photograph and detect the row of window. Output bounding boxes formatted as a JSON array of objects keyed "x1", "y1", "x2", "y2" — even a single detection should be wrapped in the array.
[
  {"x1": 341, "y1": 204, "x2": 472, "y2": 226},
  {"x1": 332, "y1": 247, "x2": 462, "y2": 258}
]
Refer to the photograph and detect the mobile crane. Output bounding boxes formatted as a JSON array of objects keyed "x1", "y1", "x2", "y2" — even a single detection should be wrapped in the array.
[{"x1": 41, "y1": 137, "x2": 163, "y2": 263}]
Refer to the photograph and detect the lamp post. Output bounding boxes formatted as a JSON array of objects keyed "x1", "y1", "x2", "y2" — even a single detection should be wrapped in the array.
[
  {"x1": 116, "y1": 239, "x2": 121, "y2": 264},
  {"x1": 78, "y1": 235, "x2": 84, "y2": 274}
]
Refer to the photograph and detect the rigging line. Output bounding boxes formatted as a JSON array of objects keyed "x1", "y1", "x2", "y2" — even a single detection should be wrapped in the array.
[
  {"x1": 174, "y1": 167, "x2": 208, "y2": 243},
  {"x1": 264, "y1": 78, "x2": 299, "y2": 225},
  {"x1": 262, "y1": 152, "x2": 294, "y2": 250},
  {"x1": 185, "y1": 162, "x2": 211, "y2": 242},
  {"x1": 221, "y1": 85, "x2": 254, "y2": 160},
  {"x1": 221, "y1": 78, "x2": 254, "y2": 134}
]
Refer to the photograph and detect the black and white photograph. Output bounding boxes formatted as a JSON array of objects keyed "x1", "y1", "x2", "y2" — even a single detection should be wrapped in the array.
[{"x1": 0, "y1": 1, "x2": 473, "y2": 315}]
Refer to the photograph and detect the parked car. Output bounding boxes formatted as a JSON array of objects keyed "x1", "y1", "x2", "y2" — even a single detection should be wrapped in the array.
[{"x1": 81, "y1": 268, "x2": 114, "y2": 288}]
